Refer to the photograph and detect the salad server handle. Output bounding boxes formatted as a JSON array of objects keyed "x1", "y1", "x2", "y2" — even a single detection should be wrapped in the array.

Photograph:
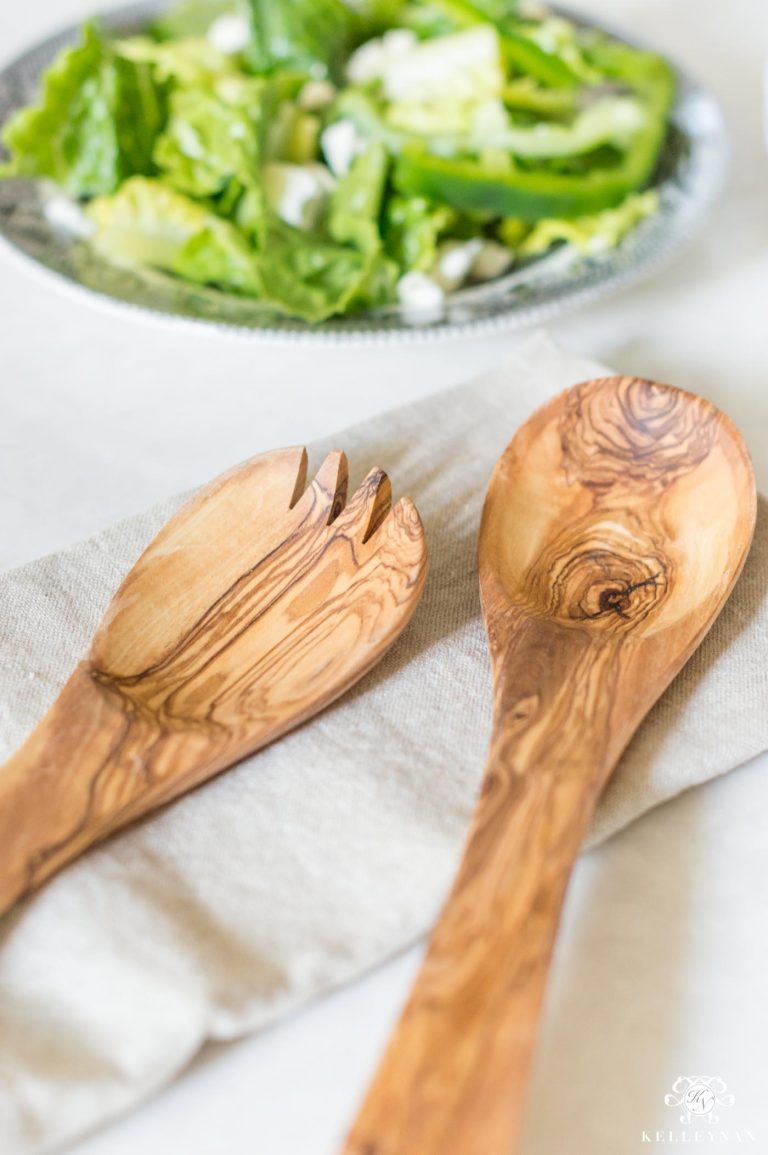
[
  {"x1": 341, "y1": 639, "x2": 613, "y2": 1155},
  {"x1": 0, "y1": 666, "x2": 169, "y2": 916}
]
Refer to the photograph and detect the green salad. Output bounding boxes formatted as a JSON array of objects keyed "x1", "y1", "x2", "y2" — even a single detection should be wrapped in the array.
[{"x1": 0, "y1": 0, "x2": 676, "y2": 323}]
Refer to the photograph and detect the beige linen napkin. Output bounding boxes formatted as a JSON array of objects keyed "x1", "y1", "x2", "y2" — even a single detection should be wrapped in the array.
[{"x1": 0, "y1": 331, "x2": 766, "y2": 1155}]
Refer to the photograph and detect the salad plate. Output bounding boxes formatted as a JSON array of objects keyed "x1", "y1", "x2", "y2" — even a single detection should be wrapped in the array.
[{"x1": 0, "y1": 1, "x2": 727, "y2": 342}]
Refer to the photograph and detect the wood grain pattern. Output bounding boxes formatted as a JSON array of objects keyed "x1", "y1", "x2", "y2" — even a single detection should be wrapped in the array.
[
  {"x1": 0, "y1": 447, "x2": 427, "y2": 916},
  {"x1": 342, "y1": 376, "x2": 756, "y2": 1155}
]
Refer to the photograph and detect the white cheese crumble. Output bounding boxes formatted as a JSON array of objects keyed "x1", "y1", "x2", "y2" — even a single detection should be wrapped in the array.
[
  {"x1": 44, "y1": 195, "x2": 94, "y2": 239},
  {"x1": 432, "y1": 239, "x2": 515, "y2": 291},
  {"x1": 380, "y1": 26, "x2": 503, "y2": 104},
  {"x1": 397, "y1": 271, "x2": 445, "y2": 322},
  {"x1": 320, "y1": 119, "x2": 363, "y2": 177},
  {"x1": 207, "y1": 13, "x2": 250, "y2": 55},
  {"x1": 263, "y1": 163, "x2": 336, "y2": 230},
  {"x1": 346, "y1": 29, "x2": 418, "y2": 86},
  {"x1": 433, "y1": 239, "x2": 484, "y2": 291}
]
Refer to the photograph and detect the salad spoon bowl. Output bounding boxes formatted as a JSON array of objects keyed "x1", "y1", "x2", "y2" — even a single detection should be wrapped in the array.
[
  {"x1": 0, "y1": 447, "x2": 427, "y2": 917},
  {"x1": 343, "y1": 375, "x2": 755, "y2": 1155}
]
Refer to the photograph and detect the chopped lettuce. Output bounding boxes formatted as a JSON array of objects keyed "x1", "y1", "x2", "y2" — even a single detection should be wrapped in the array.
[
  {"x1": 153, "y1": 78, "x2": 264, "y2": 198},
  {"x1": 252, "y1": 145, "x2": 396, "y2": 322},
  {"x1": 0, "y1": 0, "x2": 673, "y2": 323},
  {"x1": 250, "y1": 224, "x2": 375, "y2": 321},
  {"x1": 113, "y1": 52, "x2": 171, "y2": 177},
  {"x1": 384, "y1": 194, "x2": 457, "y2": 271},
  {"x1": 174, "y1": 223, "x2": 262, "y2": 291},
  {"x1": 153, "y1": 0, "x2": 241, "y2": 40},
  {"x1": 2, "y1": 25, "x2": 168, "y2": 197},
  {"x1": 517, "y1": 189, "x2": 659, "y2": 257},
  {"x1": 84, "y1": 147, "x2": 397, "y2": 323},
  {"x1": 263, "y1": 162, "x2": 335, "y2": 229},
  {"x1": 86, "y1": 176, "x2": 260, "y2": 291},
  {"x1": 246, "y1": 146, "x2": 397, "y2": 320},
  {"x1": 519, "y1": 17, "x2": 601, "y2": 85},
  {"x1": 329, "y1": 143, "x2": 386, "y2": 250},
  {"x1": 266, "y1": 98, "x2": 322, "y2": 164},
  {"x1": 115, "y1": 36, "x2": 234, "y2": 85},
  {"x1": 245, "y1": 0, "x2": 356, "y2": 79},
  {"x1": 327, "y1": 144, "x2": 399, "y2": 309}
]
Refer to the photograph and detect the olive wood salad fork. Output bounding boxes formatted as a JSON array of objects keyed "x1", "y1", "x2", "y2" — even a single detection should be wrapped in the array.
[
  {"x1": 343, "y1": 376, "x2": 756, "y2": 1155},
  {"x1": 0, "y1": 448, "x2": 427, "y2": 916}
]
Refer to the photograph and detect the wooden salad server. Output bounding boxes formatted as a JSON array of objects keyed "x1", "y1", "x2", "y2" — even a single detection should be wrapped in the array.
[
  {"x1": 343, "y1": 376, "x2": 755, "y2": 1155},
  {"x1": 0, "y1": 448, "x2": 427, "y2": 917}
]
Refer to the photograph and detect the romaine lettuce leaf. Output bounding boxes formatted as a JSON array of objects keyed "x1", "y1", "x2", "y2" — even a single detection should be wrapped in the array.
[
  {"x1": 120, "y1": 184, "x2": 376, "y2": 320},
  {"x1": 329, "y1": 144, "x2": 398, "y2": 308},
  {"x1": 153, "y1": 78, "x2": 265, "y2": 198},
  {"x1": 252, "y1": 145, "x2": 397, "y2": 321},
  {"x1": 245, "y1": 0, "x2": 356, "y2": 79},
  {"x1": 250, "y1": 223, "x2": 374, "y2": 320},
  {"x1": 384, "y1": 194, "x2": 456, "y2": 271},
  {"x1": 113, "y1": 53, "x2": 171, "y2": 177},
  {"x1": 517, "y1": 189, "x2": 659, "y2": 257},
  {"x1": 87, "y1": 176, "x2": 260, "y2": 292},
  {"x1": 115, "y1": 36, "x2": 234, "y2": 86},
  {"x1": 516, "y1": 17, "x2": 600, "y2": 85},
  {"x1": 174, "y1": 224, "x2": 262, "y2": 291},
  {"x1": 154, "y1": 0, "x2": 242, "y2": 41},
  {"x1": 2, "y1": 25, "x2": 119, "y2": 195},
  {"x1": 2, "y1": 24, "x2": 168, "y2": 197},
  {"x1": 85, "y1": 160, "x2": 397, "y2": 322},
  {"x1": 328, "y1": 143, "x2": 387, "y2": 250}
]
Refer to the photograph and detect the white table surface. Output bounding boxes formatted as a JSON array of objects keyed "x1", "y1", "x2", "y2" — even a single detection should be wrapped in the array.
[{"x1": 1, "y1": 1, "x2": 767, "y2": 1151}]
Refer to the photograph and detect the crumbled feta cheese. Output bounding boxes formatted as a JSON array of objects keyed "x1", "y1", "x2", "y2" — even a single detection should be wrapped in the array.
[
  {"x1": 433, "y1": 239, "x2": 484, "y2": 292},
  {"x1": 44, "y1": 195, "x2": 94, "y2": 239},
  {"x1": 382, "y1": 26, "x2": 503, "y2": 104},
  {"x1": 207, "y1": 13, "x2": 250, "y2": 55},
  {"x1": 397, "y1": 271, "x2": 445, "y2": 322},
  {"x1": 176, "y1": 122, "x2": 205, "y2": 159},
  {"x1": 518, "y1": 1, "x2": 551, "y2": 19},
  {"x1": 472, "y1": 98, "x2": 509, "y2": 137},
  {"x1": 297, "y1": 80, "x2": 337, "y2": 111},
  {"x1": 470, "y1": 241, "x2": 514, "y2": 282},
  {"x1": 430, "y1": 239, "x2": 514, "y2": 293},
  {"x1": 346, "y1": 29, "x2": 418, "y2": 86},
  {"x1": 320, "y1": 119, "x2": 363, "y2": 177},
  {"x1": 263, "y1": 163, "x2": 336, "y2": 230}
]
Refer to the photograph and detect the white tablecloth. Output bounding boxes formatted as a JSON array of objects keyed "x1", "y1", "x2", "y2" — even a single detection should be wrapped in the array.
[{"x1": 1, "y1": 0, "x2": 766, "y2": 1151}]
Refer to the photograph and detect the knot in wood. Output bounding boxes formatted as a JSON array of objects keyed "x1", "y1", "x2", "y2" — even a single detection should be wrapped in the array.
[
  {"x1": 561, "y1": 376, "x2": 717, "y2": 489},
  {"x1": 524, "y1": 523, "x2": 669, "y2": 635}
]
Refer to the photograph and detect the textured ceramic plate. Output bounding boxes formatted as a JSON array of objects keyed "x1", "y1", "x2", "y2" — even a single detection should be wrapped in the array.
[{"x1": 0, "y1": 2, "x2": 728, "y2": 343}]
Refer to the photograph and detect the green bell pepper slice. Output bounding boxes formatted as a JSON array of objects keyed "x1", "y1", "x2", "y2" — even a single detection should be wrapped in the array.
[{"x1": 394, "y1": 44, "x2": 675, "y2": 221}]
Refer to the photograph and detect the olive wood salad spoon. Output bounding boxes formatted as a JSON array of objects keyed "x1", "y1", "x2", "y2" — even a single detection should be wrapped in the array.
[
  {"x1": 0, "y1": 448, "x2": 427, "y2": 916},
  {"x1": 343, "y1": 376, "x2": 755, "y2": 1155}
]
